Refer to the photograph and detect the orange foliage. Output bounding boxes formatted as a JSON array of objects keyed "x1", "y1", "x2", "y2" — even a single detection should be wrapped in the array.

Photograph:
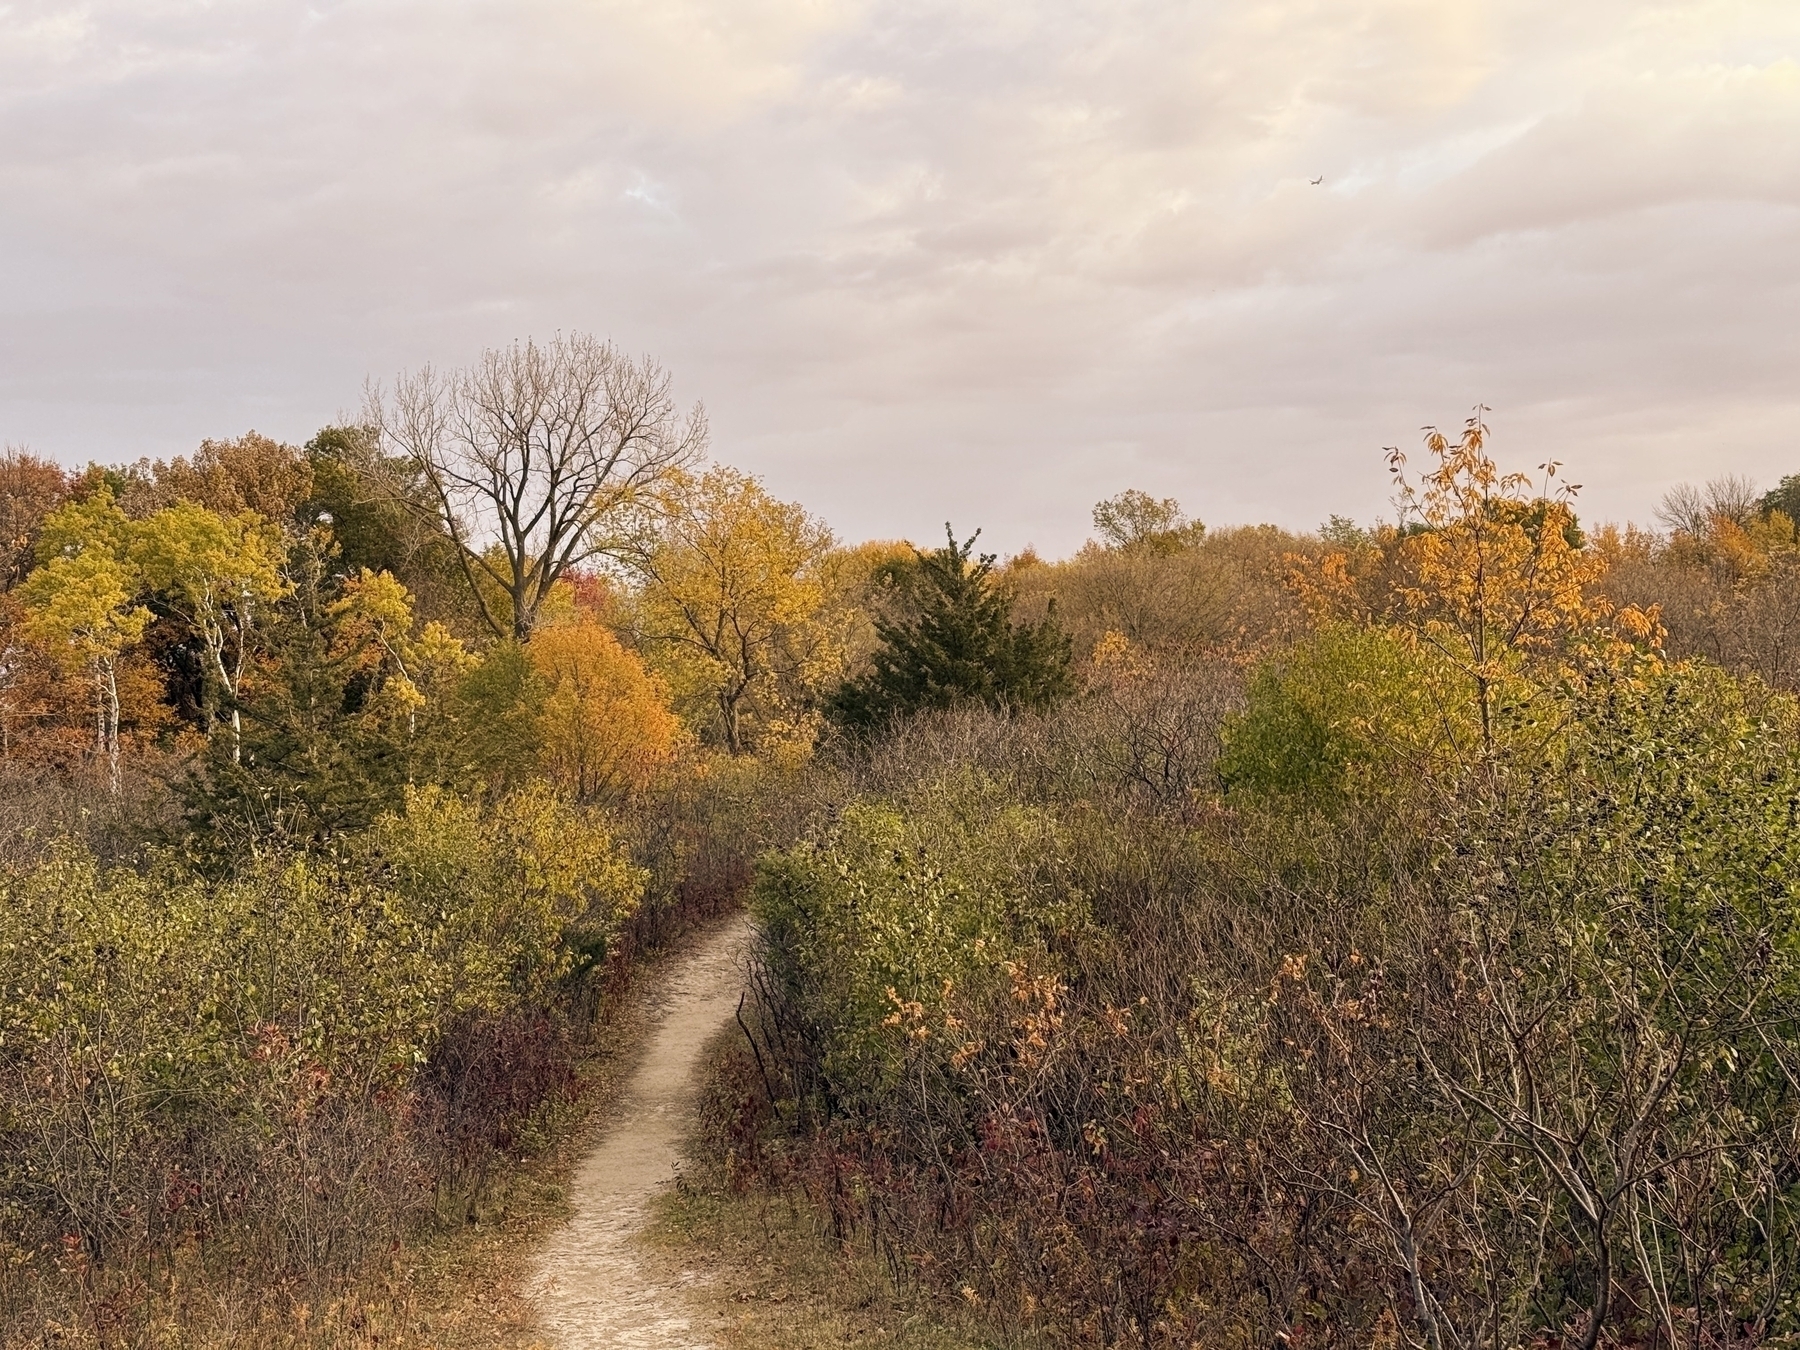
[
  {"x1": 1384, "y1": 411, "x2": 1661, "y2": 750},
  {"x1": 0, "y1": 594, "x2": 171, "y2": 772},
  {"x1": 0, "y1": 451, "x2": 69, "y2": 592},
  {"x1": 130, "y1": 432, "x2": 313, "y2": 521},
  {"x1": 527, "y1": 619, "x2": 683, "y2": 805},
  {"x1": 1286, "y1": 412, "x2": 1664, "y2": 757}
]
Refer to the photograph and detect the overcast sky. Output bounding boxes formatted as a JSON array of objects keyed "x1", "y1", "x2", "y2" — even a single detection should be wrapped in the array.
[{"x1": 3, "y1": 1, "x2": 1797, "y2": 555}]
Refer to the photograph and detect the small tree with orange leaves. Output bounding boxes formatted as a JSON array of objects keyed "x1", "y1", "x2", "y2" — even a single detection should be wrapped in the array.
[
  {"x1": 528, "y1": 618, "x2": 683, "y2": 806},
  {"x1": 1385, "y1": 409, "x2": 1660, "y2": 757}
]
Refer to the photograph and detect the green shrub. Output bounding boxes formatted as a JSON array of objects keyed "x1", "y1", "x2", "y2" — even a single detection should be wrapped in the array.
[
  {"x1": 1218, "y1": 623, "x2": 1458, "y2": 799},
  {"x1": 753, "y1": 775, "x2": 1086, "y2": 1110},
  {"x1": 0, "y1": 783, "x2": 644, "y2": 1289}
]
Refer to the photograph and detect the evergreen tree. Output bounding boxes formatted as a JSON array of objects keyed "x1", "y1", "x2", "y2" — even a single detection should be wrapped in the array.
[
  {"x1": 1759, "y1": 472, "x2": 1800, "y2": 525},
  {"x1": 174, "y1": 534, "x2": 528, "y2": 862},
  {"x1": 173, "y1": 532, "x2": 410, "y2": 857},
  {"x1": 830, "y1": 526, "x2": 1072, "y2": 733}
]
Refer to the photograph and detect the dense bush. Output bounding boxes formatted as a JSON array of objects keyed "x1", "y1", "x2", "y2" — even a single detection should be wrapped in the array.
[
  {"x1": 0, "y1": 783, "x2": 644, "y2": 1330},
  {"x1": 749, "y1": 644, "x2": 1800, "y2": 1347},
  {"x1": 756, "y1": 780, "x2": 1087, "y2": 1114},
  {"x1": 1216, "y1": 622, "x2": 1455, "y2": 800}
]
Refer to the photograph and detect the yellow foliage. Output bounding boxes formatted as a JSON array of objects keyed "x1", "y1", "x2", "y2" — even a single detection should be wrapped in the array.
[
  {"x1": 129, "y1": 501, "x2": 290, "y2": 703},
  {"x1": 36, "y1": 488, "x2": 132, "y2": 566},
  {"x1": 1385, "y1": 411, "x2": 1662, "y2": 753},
  {"x1": 528, "y1": 618, "x2": 683, "y2": 804},
  {"x1": 19, "y1": 549, "x2": 149, "y2": 678},
  {"x1": 1285, "y1": 547, "x2": 1365, "y2": 626},
  {"x1": 18, "y1": 490, "x2": 152, "y2": 789},
  {"x1": 632, "y1": 467, "x2": 838, "y2": 756},
  {"x1": 820, "y1": 538, "x2": 917, "y2": 677},
  {"x1": 1587, "y1": 521, "x2": 1658, "y2": 573},
  {"x1": 330, "y1": 568, "x2": 477, "y2": 727},
  {"x1": 1087, "y1": 629, "x2": 1154, "y2": 692},
  {"x1": 376, "y1": 782, "x2": 647, "y2": 992},
  {"x1": 1704, "y1": 513, "x2": 1798, "y2": 585}
]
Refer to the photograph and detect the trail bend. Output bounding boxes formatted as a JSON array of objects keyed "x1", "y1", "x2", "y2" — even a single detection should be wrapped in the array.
[{"x1": 529, "y1": 916, "x2": 750, "y2": 1349}]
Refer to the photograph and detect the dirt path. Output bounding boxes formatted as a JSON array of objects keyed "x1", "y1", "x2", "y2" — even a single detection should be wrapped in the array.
[{"x1": 529, "y1": 916, "x2": 751, "y2": 1348}]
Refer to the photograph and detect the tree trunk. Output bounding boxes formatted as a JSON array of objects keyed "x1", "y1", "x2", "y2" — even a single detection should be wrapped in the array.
[
  {"x1": 719, "y1": 690, "x2": 743, "y2": 756},
  {"x1": 1575, "y1": 1217, "x2": 1611, "y2": 1350},
  {"x1": 102, "y1": 658, "x2": 121, "y2": 797},
  {"x1": 93, "y1": 673, "x2": 105, "y2": 766},
  {"x1": 212, "y1": 630, "x2": 243, "y2": 765}
]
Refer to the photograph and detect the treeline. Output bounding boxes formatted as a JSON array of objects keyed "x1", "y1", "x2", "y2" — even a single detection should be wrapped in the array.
[
  {"x1": 728, "y1": 422, "x2": 1800, "y2": 1348},
  {"x1": 0, "y1": 336, "x2": 875, "y2": 1344},
  {"x1": 7, "y1": 343, "x2": 1800, "y2": 1349}
]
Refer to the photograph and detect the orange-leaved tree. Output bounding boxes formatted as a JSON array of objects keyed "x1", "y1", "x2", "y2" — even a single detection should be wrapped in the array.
[
  {"x1": 0, "y1": 448, "x2": 69, "y2": 591},
  {"x1": 1385, "y1": 409, "x2": 1661, "y2": 756},
  {"x1": 527, "y1": 618, "x2": 683, "y2": 805}
]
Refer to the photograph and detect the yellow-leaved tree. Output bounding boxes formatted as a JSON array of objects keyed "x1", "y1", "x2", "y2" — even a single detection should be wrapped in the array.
[
  {"x1": 629, "y1": 467, "x2": 838, "y2": 756},
  {"x1": 328, "y1": 567, "x2": 477, "y2": 734},
  {"x1": 1384, "y1": 409, "x2": 1661, "y2": 756},
  {"x1": 527, "y1": 618, "x2": 683, "y2": 805},
  {"x1": 20, "y1": 488, "x2": 151, "y2": 794},
  {"x1": 130, "y1": 500, "x2": 290, "y2": 761}
]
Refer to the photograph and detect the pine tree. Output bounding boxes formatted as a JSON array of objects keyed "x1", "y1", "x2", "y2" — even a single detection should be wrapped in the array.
[{"x1": 830, "y1": 526, "x2": 1072, "y2": 733}]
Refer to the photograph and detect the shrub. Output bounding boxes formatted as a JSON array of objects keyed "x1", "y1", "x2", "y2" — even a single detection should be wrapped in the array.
[
  {"x1": 0, "y1": 783, "x2": 645, "y2": 1326},
  {"x1": 750, "y1": 655, "x2": 1800, "y2": 1347},
  {"x1": 754, "y1": 777, "x2": 1086, "y2": 1113},
  {"x1": 1218, "y1": 623, "x2": 1459, "y2": 800}
]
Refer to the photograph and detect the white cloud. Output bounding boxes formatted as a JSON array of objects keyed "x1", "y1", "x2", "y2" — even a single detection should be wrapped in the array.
[{"x1": 2, "y1": 0, "x2": 1798, "y2": 552}]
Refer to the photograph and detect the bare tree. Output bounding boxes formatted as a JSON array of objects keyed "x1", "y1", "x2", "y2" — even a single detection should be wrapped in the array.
[
  {"x1": 1655, "y1": 474, "x2": 1759, "y2": 536},
  {"x1": 1704, "y1": 472, "x2": 1762, "y2": 526},
  {"x1": 370, "y1": 333, "x2": 706, "y2": 640}
]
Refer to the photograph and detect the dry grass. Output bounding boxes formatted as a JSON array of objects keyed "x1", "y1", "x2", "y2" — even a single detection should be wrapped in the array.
[
  {"x1": 4, "y1": 1090, "x2": 593, "y2": 1350},
  {"x1": 651, "y1": 1183, "x2": 1021, "y2": 1350},
  {"x1": 364, "y1": 946, "x2": 673, "y2": 1350}
]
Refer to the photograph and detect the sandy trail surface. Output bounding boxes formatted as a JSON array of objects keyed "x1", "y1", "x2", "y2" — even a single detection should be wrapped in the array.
[{"x1": 529, "y1": 917, "x2": 751, "y2": 1348}]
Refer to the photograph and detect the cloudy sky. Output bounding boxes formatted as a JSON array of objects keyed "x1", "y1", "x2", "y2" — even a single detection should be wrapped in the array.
[{"x1": 3, "y1": 1, "x2": 1797, "y2": 554}]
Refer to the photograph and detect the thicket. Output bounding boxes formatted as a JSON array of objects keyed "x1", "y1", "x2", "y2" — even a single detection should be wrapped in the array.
[
  {"x1": 10, "y1": 366, "x2": 1800, "y2": 1350},
  {"x1": 735, "y1": 432, "x2": 1800, "y2": 1348},
  {"x1": 0, "y1": 339, "x2": 834, "y2": 1344}
]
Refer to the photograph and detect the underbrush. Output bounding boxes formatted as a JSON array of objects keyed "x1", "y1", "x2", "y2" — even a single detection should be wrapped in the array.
[
  {"x1": 0, "y1": 755, "x2": 793, "y2": 1348},
  {"x1": 657, "y1": 1028, "x2": 1041, "y2": 1350},
  {"x1": 742, "y1": 663, "x2": 1800, "y2": 1348}
]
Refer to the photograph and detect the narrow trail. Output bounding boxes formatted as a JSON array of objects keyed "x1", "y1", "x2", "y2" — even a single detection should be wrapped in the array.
[{"x1": 529, "y1": 916, "x2": 751, "y2": 1349}]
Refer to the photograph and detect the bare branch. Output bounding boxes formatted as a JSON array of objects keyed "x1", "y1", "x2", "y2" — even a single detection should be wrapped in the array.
[{"x1": 368, "y1": 333, "x2": 705, "y2": 640}]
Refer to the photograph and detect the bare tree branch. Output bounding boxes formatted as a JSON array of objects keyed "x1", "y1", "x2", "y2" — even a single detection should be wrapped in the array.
[{"x1": 368, "y1": 333, "x2": 706, "y2": 640}]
